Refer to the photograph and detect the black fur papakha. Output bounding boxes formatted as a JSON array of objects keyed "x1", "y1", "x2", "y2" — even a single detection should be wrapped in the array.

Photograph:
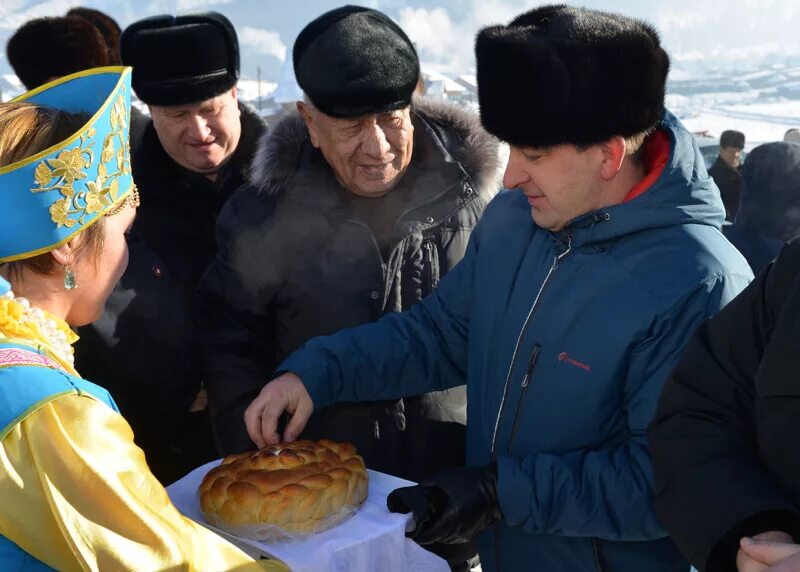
[{"x1": 475, "y1": 4, "x2": 670, "y2": 148}]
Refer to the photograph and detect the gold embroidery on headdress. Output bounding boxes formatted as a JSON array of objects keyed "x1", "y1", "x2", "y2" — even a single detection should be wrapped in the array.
[{"x1": 30, "y1": 88, "x2": 133, "y2": 228}]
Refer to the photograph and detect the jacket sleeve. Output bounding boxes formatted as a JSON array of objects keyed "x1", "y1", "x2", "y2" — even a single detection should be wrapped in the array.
[
  {"x1": 196, "y1": 185, "x2": 279, "y2": 454},
  {"x1": 648, "y1": 244, "x2": 800, "y2": 571},
  {"x1": 278, "y1": 223, "x2": 481, "y2": 409},
  {"x1": 495, "y1": 272, "x2": 752, "y2": 542},
  {"x1": 0, "y1": 394, "x2": 286, "y2": 571}
]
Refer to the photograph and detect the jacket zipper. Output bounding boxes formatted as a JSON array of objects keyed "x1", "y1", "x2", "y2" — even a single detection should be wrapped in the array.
[
  {"x1": 343, "y1": 216, "x2": 384, "y2": 266},
  {"x1": 592, "y1": 538, "x2": 604, "y2": 572},
  {"x1": 341, "y1": 216, "x2": 388, "y2": 311},
  {"x1": 506, "y1": 343, "x2": 541, "y2": 450},
  {"x1": 423, "y1": 240, "x2": 435, "y2": 294},
  {"x1": 490, "y1": 236, "x2": 572, "y2": 457}
]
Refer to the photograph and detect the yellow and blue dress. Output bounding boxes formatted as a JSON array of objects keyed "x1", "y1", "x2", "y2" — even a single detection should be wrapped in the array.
[{"x1": 0, "y1": 284, "x2": 286, "y2": 571}]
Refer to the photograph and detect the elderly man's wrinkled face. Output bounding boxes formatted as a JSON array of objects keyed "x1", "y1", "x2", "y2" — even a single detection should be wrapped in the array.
[
  {"x1": 149, "y1": 88, "x2": 242, "y2": 179},
  {"x1": 298, "y1": 102, "x2": 414, "y2": 197}
]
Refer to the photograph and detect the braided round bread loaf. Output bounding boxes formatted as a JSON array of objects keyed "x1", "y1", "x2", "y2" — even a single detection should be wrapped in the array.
[{"x1": 199, "y1": 439, "x2": 368, "y2": 540}]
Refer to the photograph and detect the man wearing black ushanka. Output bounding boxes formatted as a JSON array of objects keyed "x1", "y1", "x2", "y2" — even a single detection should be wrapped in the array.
[
  {"x1": 239, "y1": 5, "x2": 754, "y2": 571},
  {"x1": 74, "y1": 12, "x2": 267, "y2": 485},
  {"x1": 197, "y1": 5, "x2": 504, "y2": 569}
]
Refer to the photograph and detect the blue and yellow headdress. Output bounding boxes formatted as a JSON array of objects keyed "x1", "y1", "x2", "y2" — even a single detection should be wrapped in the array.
[{"x1": 0, "y1": 66, "x2": 137, "y2": 263}]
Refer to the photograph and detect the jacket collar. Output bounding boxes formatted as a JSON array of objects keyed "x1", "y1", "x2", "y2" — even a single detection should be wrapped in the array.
[
  {"x1": 554, "y1": 110, "x2": 727, "y2": 248},
  {"x1": 249, "y1": 97, "x2": 505, "y2": 228}
]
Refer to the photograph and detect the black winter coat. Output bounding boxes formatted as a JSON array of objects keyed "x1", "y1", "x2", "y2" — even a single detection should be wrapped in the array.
[
  {"x1": 648, "y1": 239, "x2": 800, "y2": 572},
  {"x1": 74, "y1": 103, "x2": 267, "y2": 483},
  {"x1": 708, "y1": 156, "x2": 742, "y2": 222},
  {"x1": 197, "y1": 98, "x2": 504, "y2": 482}
]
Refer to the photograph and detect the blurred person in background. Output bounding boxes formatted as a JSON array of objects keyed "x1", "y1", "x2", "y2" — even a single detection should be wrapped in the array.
[
  {"x1": 723, "y1": 141, "x2": 800, "y2": 274},
  {"x1": 7, "y1": 15, "x2": 108, "y2": 89},
  {"x1": 784, "y1": 128, "x2": 800, "y2": 144},
  {"x1": 6, "y1": 9, "x2": 145, "y2": 148},
  {"x1": 708, "y1": 129, "x2": 745, "y2": 222}
]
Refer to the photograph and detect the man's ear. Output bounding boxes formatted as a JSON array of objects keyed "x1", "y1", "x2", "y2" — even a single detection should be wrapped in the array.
[
  {"x1": 230, "y1": 86, "x2": 241, "y2": 118},
  {"x1": 599, "y1": 136, "x2": 627, "y2": 181},
  {"x1": 297, "y1": 101, "x2": 320, "y2": 148}
]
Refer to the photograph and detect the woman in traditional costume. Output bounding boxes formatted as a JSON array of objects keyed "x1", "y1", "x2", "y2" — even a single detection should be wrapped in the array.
[{"x1": 0, "y1": 67, "x2": 286, "y2": 571}]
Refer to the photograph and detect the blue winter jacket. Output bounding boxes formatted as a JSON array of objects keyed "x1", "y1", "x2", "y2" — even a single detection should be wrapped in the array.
[{"x1": 279, "y1": 111, "x2": 753, "y2": 571}]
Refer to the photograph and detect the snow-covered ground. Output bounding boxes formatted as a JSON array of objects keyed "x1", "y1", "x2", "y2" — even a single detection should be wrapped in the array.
[{"x1": 665, "y1": 64, "x2": 800, "y2": 145}]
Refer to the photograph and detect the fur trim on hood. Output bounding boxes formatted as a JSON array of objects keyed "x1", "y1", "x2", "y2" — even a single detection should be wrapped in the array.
[{"x1": 251, "y1": 96, "x2": 506, "y2": 198}]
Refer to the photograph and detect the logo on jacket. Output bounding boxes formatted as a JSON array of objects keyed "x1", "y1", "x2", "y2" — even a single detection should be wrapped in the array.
[{"x1": 558, "y1": 352, "x2": 592, "y2": 372}]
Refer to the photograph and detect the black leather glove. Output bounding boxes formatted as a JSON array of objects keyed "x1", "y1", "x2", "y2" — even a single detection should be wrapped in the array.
[{"x1": 386, "y1": 464, "x2": 501, "y2": 545}]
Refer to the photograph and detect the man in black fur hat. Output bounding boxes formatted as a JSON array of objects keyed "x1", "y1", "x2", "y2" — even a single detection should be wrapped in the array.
[
  {"x1": 196, "y1": 5, "x2": 504, "y2": 569},
  {"x1": 708, "y1": 129, "x2": 746, "y2": 221},
  {"x1": 73, "y1": 12, "x2": 267, "y2": 485},
  {"x1": 240, "y1": 5, "x2": 753, "y2": 571}
]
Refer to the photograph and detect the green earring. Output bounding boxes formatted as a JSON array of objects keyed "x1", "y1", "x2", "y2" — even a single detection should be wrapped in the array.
[{"x1": 64, "y1": 266, "x2": 77, "y2": 290}]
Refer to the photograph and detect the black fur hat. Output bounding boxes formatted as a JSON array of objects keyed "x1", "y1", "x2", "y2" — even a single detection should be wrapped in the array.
[
  {"x1": 720, "y1": 130, "x2": 745, "y2": 149},
  {"x1": 120, "y1": 12, "x2": 239, "y2": 106},
  {"x1": 475, "y1": 5, "x2": 670, "y2": 148},
  {"x1": 293, "y1": 5, "x2": 419, "y2": 118},
  {"x1": 67, "y1": 7, "x2": 122, "y2": 65},
  {"x1": 6, "y1": 16, "x2": 109, "y2": 90}
]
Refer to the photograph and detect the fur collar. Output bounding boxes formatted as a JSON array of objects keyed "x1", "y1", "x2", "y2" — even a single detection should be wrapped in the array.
[{"x1": 251, "y1": 97, "x2": 506, "y2": 198}]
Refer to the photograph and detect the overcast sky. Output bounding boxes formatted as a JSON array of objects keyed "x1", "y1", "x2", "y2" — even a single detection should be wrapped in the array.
[{"x1": 1, "y1": 0, "x2": 799, "y2": 82}]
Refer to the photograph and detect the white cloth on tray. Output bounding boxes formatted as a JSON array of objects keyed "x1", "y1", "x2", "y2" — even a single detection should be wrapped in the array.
[{"x1": 166, "y1": 459, "x2": 450, "y2": 572}]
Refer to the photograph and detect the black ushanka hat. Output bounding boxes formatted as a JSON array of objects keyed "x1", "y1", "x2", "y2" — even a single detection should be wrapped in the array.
[
  {"x1": 120, "y1": 12, "x2": 239, "y2": 106},
  {"x1": 475, "y1": 5, "x2": 670, "y2": 148},
  {"x1": 7, "y1": 16, "x2": 110, "y2": 90},
  {"x1": 293, "y1": 5, "x2": 419, "y2": 118}
]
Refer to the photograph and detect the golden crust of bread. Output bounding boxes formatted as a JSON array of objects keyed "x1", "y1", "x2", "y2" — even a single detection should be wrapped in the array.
[{"x1": 199, "y1": 439, "x2": 369, "y2": 538}]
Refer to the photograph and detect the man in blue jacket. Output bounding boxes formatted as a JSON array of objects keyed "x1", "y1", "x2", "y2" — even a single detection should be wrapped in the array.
[{"x1": 243, "y1": 5, "x2": 753, "y2": 571}]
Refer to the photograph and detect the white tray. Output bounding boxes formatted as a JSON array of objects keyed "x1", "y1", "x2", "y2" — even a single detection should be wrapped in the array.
[{"x1": 166, "y1": 459, "x2": 449, "y2": 572}]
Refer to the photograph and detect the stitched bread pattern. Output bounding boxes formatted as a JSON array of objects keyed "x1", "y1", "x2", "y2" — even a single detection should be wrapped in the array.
[{"x1": 198, "y1": 439, "x2": 369, "y2": 539}]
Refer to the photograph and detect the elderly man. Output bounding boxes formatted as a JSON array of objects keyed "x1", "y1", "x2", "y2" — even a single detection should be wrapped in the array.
[
  {"x1": 709, "y1": 129, "x2": 746, "y2": 221},
  {"x1": 242, "y1": 5, "x2": 754, "y2": 571},
  {"x1": 197, "y1": 6, "x2": 502, "y2": 567},
  {"x1": 75, "y1": 12, "x2": 267, "y2": 484}
]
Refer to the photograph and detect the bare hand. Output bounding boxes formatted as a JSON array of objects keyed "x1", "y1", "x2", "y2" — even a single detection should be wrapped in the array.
[
  {"x1": 244, "y1": 372, "x2": 313, "y2": 448},
  {"x1": 738, "y1": 531, "x2": 798, "y2": 572}
]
